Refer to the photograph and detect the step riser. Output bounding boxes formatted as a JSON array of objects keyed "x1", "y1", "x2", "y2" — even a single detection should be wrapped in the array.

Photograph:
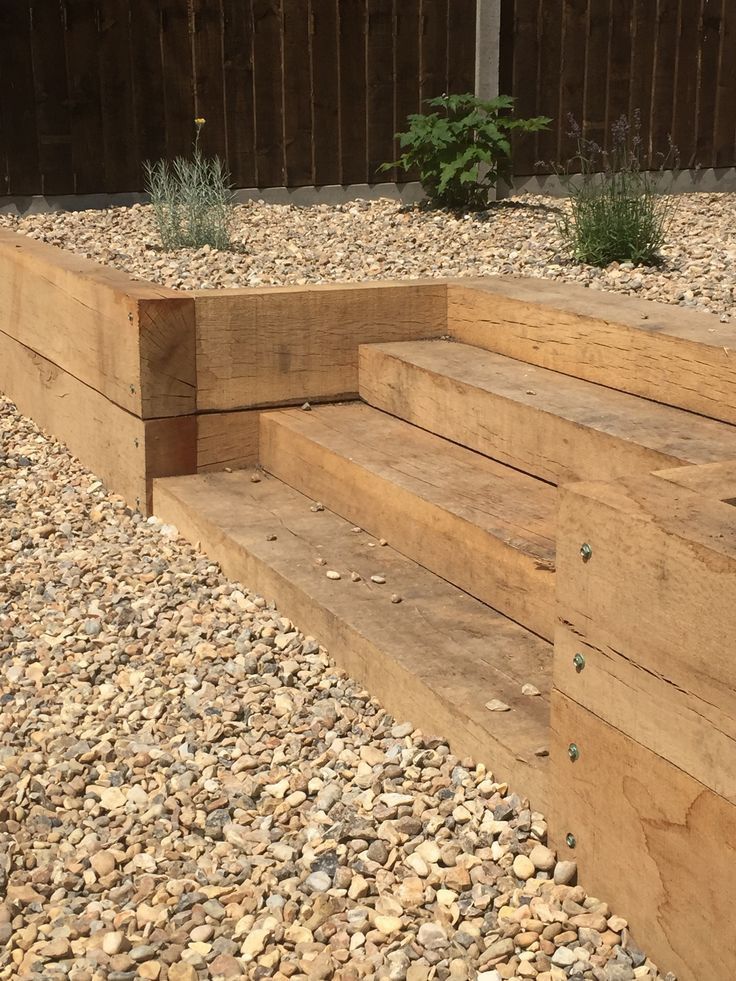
[
  {"x1": 359, "y1": 346, "x2": 722, "y2": 486},
  {"x1": 260, "y1": 414, "x2": 555, "y2": 640}
]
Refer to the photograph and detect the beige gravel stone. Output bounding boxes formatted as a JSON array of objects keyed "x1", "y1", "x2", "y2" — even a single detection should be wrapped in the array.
[{"x1": 0, "y1": 394, "x2": 671, "y2": 981}]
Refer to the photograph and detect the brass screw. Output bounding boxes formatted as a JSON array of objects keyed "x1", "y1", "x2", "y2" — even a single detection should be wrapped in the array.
[
  {"x1": 573, "y1": 653, "x2": 586, "y2": 672},
  {"x1": 566, "y1": 832, "x2": 577, "y2": 849},
  {"x1": 568, "y1": 743, "x2": 580, "y2": 762},
  {"x1": 580, "y1": 542, "x2": 592, "y2": 562}
]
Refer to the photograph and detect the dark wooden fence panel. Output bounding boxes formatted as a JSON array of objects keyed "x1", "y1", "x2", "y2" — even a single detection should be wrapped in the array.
[
  {"x1": 0, "y1": 0, "x2": 476, "y2": 197},
  {"x1": 503, "y1": 0, "x2": 736, "y2": 175}
]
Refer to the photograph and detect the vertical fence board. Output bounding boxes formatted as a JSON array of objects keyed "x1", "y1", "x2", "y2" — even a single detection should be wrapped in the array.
[
  {"x1": 222, "y1": 0, "x2": 256, "y2": 187},
  {"x1": 283, "y1": 0, "x2": 313, "y2": 185},
  {"x1": 64, "y1": 0, "x2": 106, "y2": 193},
  {"x1": 191, "y1": 0, "x2": 226, "y2": 160},
  {"x1": 606, "y1": 0, "x2": 633, "y2": 133},
  {"x1": 511, "y1": 0, "x2": 541, "y2": 174},
  {"x1": 99, "y1": 0, "x2": 138, "y2": 191},
  {"x1": 672, "y1": 0, "x2": 701, "y2": 168},
  {"x1": 447, "y1": 0, "x2": 477, "y2": 93},
  {"x1": 252, "y1": 0, "x2": 285, "y2": 186},
  {"x1": 339, "y1": 0, "x2": 368, "y2": 183},
  {"x1": 367, "y1": 0, "x2": 395, "y2": 180},
  {"x1": 30, "y1": 0, "x2": 73, "y2": 195},
  {"x1": 0, "y1": 2, "x2": 40, "y2": 195},
  {"x1": 129, "y1": 0, "x2": 166, "y2": 180},
  {"x1": 629, "y1": 0, "x2": 656, "y2": 162},
  {"x1": 311, "y1": 0, "x2": 340, "y2": 185},
  {"x1": 536, "y1": 0, "x2": 563, "y2": 162},
  {"x1": 696, "y1": 0, "x2": 722, "y2": 167},
  {"x1": 584, "y1": 0, "x2": 610, "y2": 151},
  {"x1": 160, "y1": 0, "x2": 195, "y2": 160},
  {"x1": 713, "y1": 0, "x2": 736, "y2": 168},
  {"x1": 559, "y1": 0, "x2": 588, "y2": 166},
  {"x1": 420, "y1": 0, "x2": 448, "y2": 103},
  {"x1": 393, "y1": 0, "x2": 421, "y2": 179},
  {"x1": 650, "y1": 0, "x2": 678, "y2": 162}
]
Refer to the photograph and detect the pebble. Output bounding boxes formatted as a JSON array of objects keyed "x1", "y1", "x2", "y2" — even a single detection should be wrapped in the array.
[
  {"x1": 0, "y1": 394, "x2": 670, "y2": 981},
  {"x1": 485, "y1": 699, "x2": 511, "y2": 712}
]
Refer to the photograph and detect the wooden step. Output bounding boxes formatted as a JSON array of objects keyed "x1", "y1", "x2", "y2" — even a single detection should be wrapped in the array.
[
  {"x1": 153, "y1": 471, "x2": 552, "y2": 807},
  {"x1": 447, "y1": 278, "x2": 736, "y2": 425},
  {"x1": 259, "y1": 403, "x2": 556, "y2": 640},
  {"x1": 359, "y1": 339, "x2": 736, "y2": 485}
]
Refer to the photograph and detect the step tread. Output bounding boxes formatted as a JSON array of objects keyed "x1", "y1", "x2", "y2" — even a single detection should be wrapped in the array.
[
  {"x1": 360, "y1": 339, "x2": 736, "y2": 484},
  {"x1": 260, "y1": 404, "x2": 557, "y2": 639},
  {"x1": 153, "y1": 471, "x2": 551, "y2": 806},
  {"x1": 263, "y1": 402, "x2": 556, "y2": 558}
]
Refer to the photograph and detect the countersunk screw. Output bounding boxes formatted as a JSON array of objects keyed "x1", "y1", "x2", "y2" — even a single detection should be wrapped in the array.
[
  {"x1": 568, "y1": 742, "x2": 580, "y2": 762},
  {"x1": 580, "y1": 542, "x2": 592, "y2": 562},
  {"x1": 566, "y1": 832, "x2": 577, "y2": 849},
  {"x1": 573, "y1": 653, "x2": 586, "y2": 672}
]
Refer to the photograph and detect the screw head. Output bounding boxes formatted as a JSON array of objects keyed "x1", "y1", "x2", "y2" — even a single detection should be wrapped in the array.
[
  {"x1": 580, "y1": 542, "x2": 593, "y2": 561},
  {"x1": 568, "y1": 742, "x2": 580, "y2": 762},
  {"x1": 573, "y1": 653, "x2": 586, "y2": 672},
  {"x1": 566, "y1": 832, "x2": 577, "y2": 849}
]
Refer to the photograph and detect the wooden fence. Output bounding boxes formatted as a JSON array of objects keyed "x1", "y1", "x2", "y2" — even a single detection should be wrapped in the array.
[
  {"x1": 503, "y1": 0, "x2": 736, "y2": 175},
  {"x1": 0, "y1": 0, "x2": 476, "y2": 197}
]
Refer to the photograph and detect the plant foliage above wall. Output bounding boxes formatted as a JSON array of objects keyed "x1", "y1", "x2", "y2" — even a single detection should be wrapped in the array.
[{"x1": 382, "y1": 94, "x2": 550, "y2": 210}]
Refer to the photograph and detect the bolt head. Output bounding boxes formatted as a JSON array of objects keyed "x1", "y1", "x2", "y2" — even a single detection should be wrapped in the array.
[
  {"x1": 566, "y1": 832, "x2": 577, "y2": 849},
  {"x1": 573, "y1": 653, "x2": 586, "y2": 672},
  {"x1": 568, "y1": 742, "x2": 580, "y2": 762},
  {"x1": 580, "y1": 542, "x2": 593, "y2": 561}
]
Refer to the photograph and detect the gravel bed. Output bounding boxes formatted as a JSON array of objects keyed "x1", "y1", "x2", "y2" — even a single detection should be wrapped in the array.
[
  {"x1": 0, "y1": 392, "x2": 674, "y2": 981},
  {"x1": 1, "y1": 194, "x2": 734, "y2": 320}
]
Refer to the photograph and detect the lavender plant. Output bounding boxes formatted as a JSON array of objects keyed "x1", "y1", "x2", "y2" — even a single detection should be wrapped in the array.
[
  {"x1": 145, "y1": 118, "x2": 233, "y2": 251},
  {"x1": 551, "y1": 112, "x2": 678, "y2": 267}
]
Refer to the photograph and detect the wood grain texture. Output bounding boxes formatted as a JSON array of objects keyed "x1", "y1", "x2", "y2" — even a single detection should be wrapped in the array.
[
  {"x1": 260, "y1": 403, "x2": 557, "y2": 639},
  {"x1": 550, "y1": 691, "x2": 736, "y2": 981},
  {"x1": 153, "y1": 471, "x2": 552, "y2": 807},
  {"x1": 0, "y1": 329, "x2": 195, "y2": 512},
  {"x1": 654, "y1": 458, "x2": 736, "y2": 501},
  {"x1": 556, "y1": 472, "x2": 736, "y2": 797},
  {"x1": 194, "y1": 281, "x2": 447, "y2": 411},
  {"x1": 0, "y1": 230, "x2": 195, "y2": 418},
  {"x1": 448, "y1": 279, "x2": 736, "y2": 423},
  {"x1": 196, "y1": 410, "x2": 261, "y2": 472},
  {"x1": 359, "y1": 339, "x2": 736, "y2": 484}
]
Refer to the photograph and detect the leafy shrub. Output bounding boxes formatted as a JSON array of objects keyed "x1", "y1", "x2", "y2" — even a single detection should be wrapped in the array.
[
  {"x1": 551, "y1": 112, "x2": 678, "y2": 267},
  {"x1": 381, "y1": 93, "x2": 550, "y2": 210},
  {"x1": 145, "y1": 118, "x2": 233, "y2": 251}
]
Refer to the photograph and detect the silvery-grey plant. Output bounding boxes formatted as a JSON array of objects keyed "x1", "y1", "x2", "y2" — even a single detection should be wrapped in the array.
[{"x1": 145, "y1": 118, "x2": 234, "y2": 251}]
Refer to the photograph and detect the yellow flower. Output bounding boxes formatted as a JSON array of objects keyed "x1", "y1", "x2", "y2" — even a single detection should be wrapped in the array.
[{"x1": 194, "y1": 117, "x2": 206, "y2": 128}]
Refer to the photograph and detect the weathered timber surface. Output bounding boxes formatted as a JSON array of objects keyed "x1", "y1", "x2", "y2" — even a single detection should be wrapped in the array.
[
  {"x1": 260, "y1": 403, "x2": 556, "y2": 639},
  {"x1": 360, "y1": 340, "x2": 736, "y2": 484},
  {"x1": 555, "y1": 472, "x2": 736, "y2": 799},
  {"x1": 447, "y1": 279, "x2": 736, "y2": 424},
  {"x1": 654, "y1": 459, "x2": 736, "y2": 503},
  {"x1": 0, "y1": 328, "x2": 195, "y2": 511},
  {"x1": 194, "y1": 281, "x2": 447, "y2": 411},
  {"x1": 0, "y1": 229, "x2": 196, "y2": 418},
  {"x1": 550, "y1": 691, "x2": 736, "y2": 981},
  {"x1": 196, "y1": 410, "x2": 261, "y2": 472},
  {"x1": 153, "y1": 471, "x2": 552, "y2": 807}
]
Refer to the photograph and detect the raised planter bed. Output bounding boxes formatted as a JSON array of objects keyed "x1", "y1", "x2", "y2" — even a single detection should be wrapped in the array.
[{"x1": 4, "y1": 225, "x2": 736, "y2": 511}]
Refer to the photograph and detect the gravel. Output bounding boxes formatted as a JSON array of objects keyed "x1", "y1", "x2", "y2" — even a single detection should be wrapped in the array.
[
  {"x1": 0, "y1": 194, "x2": 734, "y2": 319},
  {"x1": 0, "y1": 393, "x2": 676, "y2": 979}
]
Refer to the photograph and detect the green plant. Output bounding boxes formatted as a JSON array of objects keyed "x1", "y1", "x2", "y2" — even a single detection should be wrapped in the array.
[
  {"x1": 380, "y1": 93, "x2": 550, "y2": 210},
  {"x1": 144, "y1": 118, "x2": 234, "y2": 251},
  {"x1": 551, "y1": 112, "x2": 678, "y2": 267}
]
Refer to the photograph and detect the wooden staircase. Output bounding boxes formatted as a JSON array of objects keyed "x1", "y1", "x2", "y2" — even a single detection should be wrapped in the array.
[{"x1": 154, "y1": 331, "x2": 736, "y2": 811}]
